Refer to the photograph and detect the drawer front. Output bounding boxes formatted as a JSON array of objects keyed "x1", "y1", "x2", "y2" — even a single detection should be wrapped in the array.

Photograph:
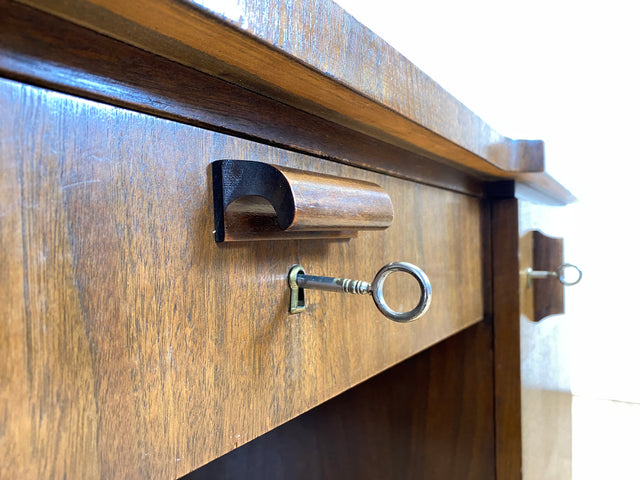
[{"x1": 0, "y1": 79, "x2": 484, "y2": 478}]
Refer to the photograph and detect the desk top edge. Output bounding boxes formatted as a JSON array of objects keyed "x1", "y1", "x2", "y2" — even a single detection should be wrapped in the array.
[{"x1": 15, "y1": 0, "x2": 574, "y2": 204}]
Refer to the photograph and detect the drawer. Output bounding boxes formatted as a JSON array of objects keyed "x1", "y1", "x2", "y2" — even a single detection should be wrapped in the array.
[{"x1": 0, "y1": 78, "x2": 484, "y2": 477}]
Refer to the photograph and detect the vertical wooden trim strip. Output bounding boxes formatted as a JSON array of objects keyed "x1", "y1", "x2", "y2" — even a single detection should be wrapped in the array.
[{"x1": 491, "y1": 197, "x2": 523, "y2": 480}]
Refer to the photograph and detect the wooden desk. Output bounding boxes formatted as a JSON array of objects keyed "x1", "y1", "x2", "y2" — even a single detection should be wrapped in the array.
[{"x1": 0, "y1": 1, "x2": 573, "y2": 478}]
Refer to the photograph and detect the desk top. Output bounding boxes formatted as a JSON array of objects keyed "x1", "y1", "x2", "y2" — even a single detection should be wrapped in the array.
[{"x1": 16, "y1": 0, "x2": 574, "y2": 203}]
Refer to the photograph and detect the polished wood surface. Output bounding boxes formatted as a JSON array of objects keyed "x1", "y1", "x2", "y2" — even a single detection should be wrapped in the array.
[
  {"x1": 0, "y1": 1, "x2": 578, "y2": 477},
  {"x1": 0, "y1": 78, "x2": 485, "y2": 478},
  {"x1": 532, "y1": 231, "x2": 565, "y2": 322},
  {"x1": 0, "y1": 0, "x2": 484, "y2": 198},
  {"x1": 17, "y1": 0, "x2": 536, "y2": 176},
  {"x1": 184, "y1": 321, "x2": 496, "y2": 480},
  {"x1": 518, "y1": 229, "x2": 567, "y2": 323},
  {"x1": 212, "y1": 160, "x2": 393, "y2": 242},
  {"x1": 491, "y1": 197, "x2": 523, "y2": 480},
  {"x1": 16, "y1": 0, "x2": 575, "y2": 204}
]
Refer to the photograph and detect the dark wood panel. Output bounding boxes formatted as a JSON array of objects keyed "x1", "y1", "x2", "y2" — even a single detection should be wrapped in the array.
[
  {"x1": 532, "y1": 230, "x2": 565, "y2": 321},
  {"x1": 0, "y1": 0, "x2": 484, "y2": 197},
  {"x1": 184, "y1": 321, "x2": 496, "y2": 480},
  {"x1": 491, "y1": 197, "x2": 523, "y2": 480},
  {"x1": 0, "y1": 78, "x2": 484, "y2": 478}
]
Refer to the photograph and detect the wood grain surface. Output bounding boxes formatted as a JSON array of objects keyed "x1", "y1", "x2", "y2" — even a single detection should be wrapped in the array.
[
  {"x1": 186, "y1": 320, "x2": 496, "y2": 480},
  {"x1": 0, "y1": 0, "x2": 487, "y2": 198},
  {"x1": 518, "y1": 229, "x2": 566, "y2": 323},
  {"x1": 491, "y1": 197, "x2": 523, "y2": 480},
  {"x1": 2, "y1": 0, "x2": 575, "y2": 204},
  {"x1": 532, "y1": 231, "x2": 565, "y2": 322},
  {"x1": 0, "y1": 78, "x2": 484, "y2": 478},
  {"x1": 212, "y1": 160, "x2": 393, "y2": 242},
  {"x1": 18, "y1": 0, "x2": 544, "y2": 176}
]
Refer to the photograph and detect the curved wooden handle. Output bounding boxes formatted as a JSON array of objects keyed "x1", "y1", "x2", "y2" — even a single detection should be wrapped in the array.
[{"x1": 212, "y1": 160, "x2": 393, "y2": 242}]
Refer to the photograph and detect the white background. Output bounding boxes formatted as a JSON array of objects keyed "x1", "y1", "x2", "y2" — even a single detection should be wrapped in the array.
[
  {"x1": 332, "y1": 1, "x2": 640, "y2": 476},
  {"x1": 333, "y1": 0, "x2": 640, "y2": 403}
]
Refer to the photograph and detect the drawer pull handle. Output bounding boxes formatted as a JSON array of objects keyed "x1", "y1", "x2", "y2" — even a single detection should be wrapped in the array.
[
  {"x1": 288, "y1": 262, "x2": 432, "y2": 323},
  {"x1": 212, "y1": 160, "x2": 393, "y2": 242}
]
